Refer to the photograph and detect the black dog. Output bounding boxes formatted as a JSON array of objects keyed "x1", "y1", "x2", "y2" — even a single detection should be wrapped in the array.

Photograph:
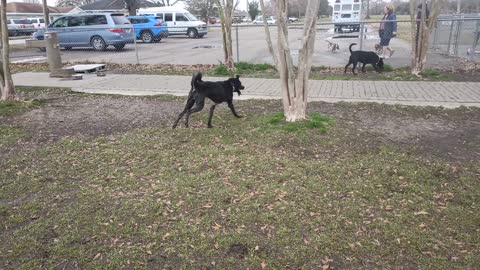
[
  {"x1": 344, "y1": 43, "x2": 384, "y2": 74},
  {"x1": 172, "y1": 72, "x2": 245, "y2": 129}
]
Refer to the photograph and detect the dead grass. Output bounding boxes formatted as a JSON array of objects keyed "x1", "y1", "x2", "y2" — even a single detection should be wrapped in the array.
[{"x1": 0, "y1": 89, "x2": 479, "y2": 269}]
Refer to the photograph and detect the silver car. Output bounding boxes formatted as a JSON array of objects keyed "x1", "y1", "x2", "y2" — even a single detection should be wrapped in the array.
[
  {"x1": 32, "y1": 13, "x2": 134, "y2": 51},
  {"x1": 7, "y1": 19, "x2": 35, "y2": 36}
]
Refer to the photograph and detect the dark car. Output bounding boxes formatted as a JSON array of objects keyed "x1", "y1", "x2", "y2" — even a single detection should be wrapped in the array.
[{"x1": 127, "y1": 15, "x2": 169, "y2": 43}]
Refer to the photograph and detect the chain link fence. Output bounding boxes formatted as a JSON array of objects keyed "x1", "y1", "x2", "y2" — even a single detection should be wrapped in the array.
[{"x1": 9, "y1": 17, "x2": 480, "y2": 69}]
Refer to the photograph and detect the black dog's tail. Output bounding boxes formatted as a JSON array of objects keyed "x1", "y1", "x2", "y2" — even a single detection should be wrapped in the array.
[
  {"x1": 186, "y1": 72, "x2": 203, "y2": 102},
  {"x1": 349, "y1": 43, "x2": 357, "y2": 54}
]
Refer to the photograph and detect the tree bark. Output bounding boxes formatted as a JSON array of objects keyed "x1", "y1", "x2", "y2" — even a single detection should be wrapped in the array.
[
  {"x1": 365, "y1": 0, "x2": 371, "y2": 19},
  {"x1": 42, "y1": 0, "x2": 50, "y2": 26},
  {"x1": 0, "y1": 0, "x2": 15, "y2": 101},
  {"x1": 259, "y1": 0, "x2": 278, "y2": 67},
  {"x1": 216, "y1": 0, "x2": 235, "y2": 71},
  {"x1": 410, "y1": 0, "x2": 440, "y2": 76},
  {"x1": 275, "y1": 0, "x2": 320, "y2": 122}
]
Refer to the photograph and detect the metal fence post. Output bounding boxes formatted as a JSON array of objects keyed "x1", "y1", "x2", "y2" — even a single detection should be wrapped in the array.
[
  {"x1": 453, "y1": 17, "x2": 463, "y2": 56},
  {"x1": 359, "y1": 21, "x2": 364, "y2": 50},
  {"x1": 446, "y1": 19, "x2": 455, "y2": 55},
  {"x1": 236, "y1": 23, "x2": 240, "y2": 63}
]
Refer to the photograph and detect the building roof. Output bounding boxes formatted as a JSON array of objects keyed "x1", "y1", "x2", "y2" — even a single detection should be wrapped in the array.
[
  {"x1": 6, "y1": 2, "x2": 72, "y2": 13},
  {"x1": 80, "y1": 0, "x2": 156, "y2": 11}
]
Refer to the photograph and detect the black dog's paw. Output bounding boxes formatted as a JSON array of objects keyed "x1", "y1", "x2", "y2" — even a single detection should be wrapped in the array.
[
  {"x1": 207, "y1": 125, "x2": 213, "y2": 128},
  {"x1": 236, "y1": 115, "x2": 243, "y2": 118}
]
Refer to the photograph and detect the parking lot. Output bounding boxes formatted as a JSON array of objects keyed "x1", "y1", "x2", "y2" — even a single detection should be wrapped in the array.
[{"x1": 9, "y1": 24, "x2": 476, "y2": 68}]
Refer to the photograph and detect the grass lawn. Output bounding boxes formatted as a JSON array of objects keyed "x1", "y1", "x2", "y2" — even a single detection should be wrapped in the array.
[{"x1": 0, "y1": 88, "x2": 479, "y2": 269}]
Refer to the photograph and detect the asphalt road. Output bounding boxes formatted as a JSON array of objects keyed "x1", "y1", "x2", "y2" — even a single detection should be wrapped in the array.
[{"x1": 9, "y1": 25, "x2": 478, "y2": 67}]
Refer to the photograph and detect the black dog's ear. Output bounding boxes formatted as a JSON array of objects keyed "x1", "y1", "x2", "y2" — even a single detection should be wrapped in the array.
[{"x1": 236, "y1": 75, "x2": 240, "y2": 79}]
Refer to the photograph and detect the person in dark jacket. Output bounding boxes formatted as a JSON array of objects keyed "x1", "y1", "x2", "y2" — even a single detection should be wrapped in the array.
[{"x1": 377, "y1": 4, "x2": 397, "y2": 58}]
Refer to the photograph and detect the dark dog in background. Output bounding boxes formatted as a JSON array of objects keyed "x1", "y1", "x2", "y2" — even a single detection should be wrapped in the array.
[
  {"x1": 326, "y1": 40, "x2": 340, "y2": 53},
  {"x1": 344, "y1": 43, "x2": 384, "y2": 74},
  {"x1": 172, "y1": 72, "x2": 245, "y2": 129}
]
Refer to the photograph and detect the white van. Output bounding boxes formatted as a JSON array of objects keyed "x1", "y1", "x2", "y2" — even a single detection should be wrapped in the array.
[
  {"x1": 332, "y1": 0, "x2": 363, "y2": 32},
  {"x1": 137, "y1": 7, "x2": 207, "y2": 38}
]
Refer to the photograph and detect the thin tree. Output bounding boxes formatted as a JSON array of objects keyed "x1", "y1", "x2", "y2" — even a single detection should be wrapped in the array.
[
  {"x1": 248, "y1": 0, "x2": 260, "y2": 21},
  {"x1": 216, "y1": 0, "x2": 239, "y2": 71},
  {"x1": 0, "y1": 0, "x2": 16, "y2": 101},
  {"x1": 151, "y1": 0, "x2": 180, "y2": 6},
  {"x1": 124, "y1": 0, "x2": 139, "y2": 15},
  {"x1": 261, "y1": 0, "x2": 321, "y2": 122},
  {"x1": 365, "y1": 0, "x2": 370, "y2": 19},
  {"x1": 410, "y1": 0, "x2": 440, "y2": 75},
  {"x1": 184, "y1": 0, "x2": 216, "y2": 23},
  {"x1": 259, "y1": 0, "x2": 277, "y2": 67}
]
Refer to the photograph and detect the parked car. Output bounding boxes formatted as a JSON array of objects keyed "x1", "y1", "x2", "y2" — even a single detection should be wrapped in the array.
[
  {"x1": 7, "y1": 18, "x2": 35, "y2": 36},
  {"x1": 32, "y1": 13, "x2": 134, "y2": 51},
  {"x1": 232, "y1": 17, "x2": 242, "y2": 24},
  {"x1": 127, "y1": 15, "x2": 168, "y2": 43},
  {"x1": 202, "y1": 17, "x2": 217, "y2": 24},
  {"x1": 138, "y1": 7, "x2": 208, "y2": 38},
  {"x1": 29, "y1": 18, "x2": 46, "y2": 29},
  {"x1": 288, "y1": 17, "x2": 299, "y2": 23},
  {"x1": 253, "y1": 16, "x2": 276, "y2": 25}
]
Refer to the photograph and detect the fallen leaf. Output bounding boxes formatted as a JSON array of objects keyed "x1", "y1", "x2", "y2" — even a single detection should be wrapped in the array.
[
  {"x1": 414, "y1": 211, "x2": 429, "y2": 216},
  {"x1": 261, "y1": 262, "x2": 267, "y2": 269}
]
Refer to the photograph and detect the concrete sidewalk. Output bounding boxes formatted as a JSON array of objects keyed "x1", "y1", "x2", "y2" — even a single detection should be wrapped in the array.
[{"x1": 13, "y1": 72, "x2": 480, "y2": 108}]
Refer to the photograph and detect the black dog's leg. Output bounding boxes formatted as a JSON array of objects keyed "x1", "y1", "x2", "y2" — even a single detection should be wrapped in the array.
[
  {"x1": 344, "y1": 60, "x2": 352, "y2": 73},
  {"x1": 227, "y1": 100, "x2": 242, "y2": 118},
  {"x1": 352, "y1": 62, "x2": 357, "y2": 75},
  {"x1": 372, "y1": 63, "x2": 380, "y2": 73},
  {"x1": 172, "y1": 97, "x2": 195, "y2": 129},
  {"x1": 184, "y1": 96, "x2": 205, "y2": 128},
  {"x1": 207, "y1": 104, "x2": 216, "y2": 128},
  {"x1": 362, "y1": 63, "x2": 366, "y2": 73}
]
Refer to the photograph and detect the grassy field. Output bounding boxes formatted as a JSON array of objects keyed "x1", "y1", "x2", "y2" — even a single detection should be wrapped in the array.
[{"x1": 1, "y1": 88, "x2": 479, "y2": 269}]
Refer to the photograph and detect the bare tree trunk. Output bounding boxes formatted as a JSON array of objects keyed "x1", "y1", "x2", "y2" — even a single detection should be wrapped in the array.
[
  {"x1": 0, "y1": 0, "x2": 15, "y2": 101},
  {"x1": 259, "y1": 0, "x2": 278, "y2": 67},
  {"x1": 457, "y1": 0, "x2": 461, "y2": 13},
  {"x1": 365, "y1": 0, "x2": 371, "y2": 19},
  {"x1": 42, "y1": 0, "x2": 50, "y2": 26},
  {"x1": 216, "y1": 0, "x2": 235, "y2": 71},
  {"x1": 276, "y1": 0, "x2": 320, "y2": 122},
  {"x1": 410, "y1": 0, "x2": 440, "y2": 76}
]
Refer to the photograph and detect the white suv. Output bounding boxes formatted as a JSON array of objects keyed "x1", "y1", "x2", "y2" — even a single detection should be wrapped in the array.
[
  {"x1": 7, "y1": 18, "x2": 35, "y2": 36},
  {"x1": 29, "y1": 18, "x2": 46, "y2": 29}
]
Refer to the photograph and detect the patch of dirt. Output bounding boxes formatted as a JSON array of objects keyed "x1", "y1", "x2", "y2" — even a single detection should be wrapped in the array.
[
  {"x1": 1, "y1": 93, "x2": 479, "y2": 163},
  {"x1": 307, "y1": 102, "x2": 480, "y2": 163},
  {"x1": 5, "y1": 95, "x2": 182, "y2": 143},
  {"x1": 228, "y1": 244, "x2": 249, "y2": 258}
]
